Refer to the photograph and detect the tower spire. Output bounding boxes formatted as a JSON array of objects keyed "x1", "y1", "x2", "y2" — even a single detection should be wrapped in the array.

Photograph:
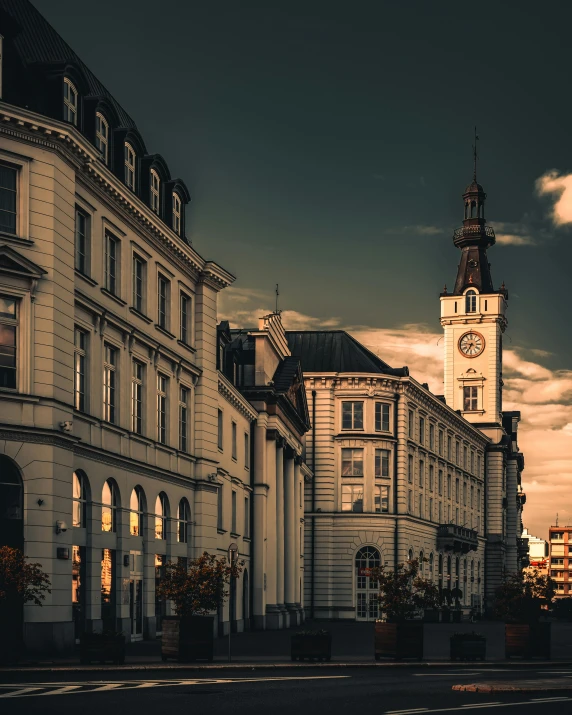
[{"x1": 472, "y1": 126, "x2": 479, "y2": 182}]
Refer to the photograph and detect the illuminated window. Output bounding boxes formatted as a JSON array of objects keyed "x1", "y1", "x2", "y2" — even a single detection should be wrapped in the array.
[
  {"x1": 178, "y1": 498, "x2": 190, "y2": 543},
  {"x1": 155, "y1": 493, "x2": 168, "y2": 539},
  {"x1": 130, "y1": 487, "x2": 144, "y2": 536},
  {"x1": 101, "y1": 480, "x2": 117, "y2": 532},
  {"x1": 72, "y1": 471, "x2": 87, "y2": 528},
  {"x1": 0, "y1": 295, "x2": 17, "y2": 390}
]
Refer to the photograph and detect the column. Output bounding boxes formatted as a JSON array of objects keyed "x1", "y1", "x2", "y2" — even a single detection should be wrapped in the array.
[
  {"x1": 252, "y1": 418, "x2": 268, "y2": 629},
  {"x1": 276, "y1": 439, "x2": 286, "y2": 618},
  {"x1": 265, "y1": 433, "x2": 281, "y2": 628},
  {"x1": 294, "y1": 457, "x2": 303, "y2": 624},
  {"x1": 284, "y1": 448, "x2": 296, "y2": 622}
]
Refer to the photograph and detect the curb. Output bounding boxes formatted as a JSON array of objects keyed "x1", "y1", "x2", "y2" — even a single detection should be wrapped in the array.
[
  {"x1": 2, "y1": 661, "x2": 572, "y2": 675},
  {"x1": 453, "y1": 682, "x2": 572, "y2": 693}
]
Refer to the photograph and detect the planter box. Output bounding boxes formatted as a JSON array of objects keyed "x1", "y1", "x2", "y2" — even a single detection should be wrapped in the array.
[
  {"x1": 79, "y1": 633, "x2": 125, "y2": 664},
  {"x1": 291, "y1": 633, "x2": 332, "y2": 661},
  {"x1": 450, "y1": 636, "x2": 486, "y2": 661},
  {"x1": 505, "y1": 623, "x2": 551, "y2": 659},
  {"x1": 374, "y1": 621, "x2": 423, "y2": 661},
  {"x1": 161, "y1": 615, "x2": 214, "y2": 662}
]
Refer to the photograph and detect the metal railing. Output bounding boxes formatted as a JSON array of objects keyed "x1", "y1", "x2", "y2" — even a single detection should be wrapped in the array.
[{"x1": 453, "y1": 225, "x2": 496, "y2": 240}]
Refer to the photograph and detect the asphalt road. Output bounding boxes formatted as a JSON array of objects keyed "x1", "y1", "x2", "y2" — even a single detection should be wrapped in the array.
[{"x1": 1, "y1": 666, "x2": 572, "y2": 715}]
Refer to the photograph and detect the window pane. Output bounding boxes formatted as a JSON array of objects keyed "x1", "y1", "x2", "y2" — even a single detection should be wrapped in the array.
[
  {"x1": 353, "y1": 402, "x2": 363, "y2": 429},
  {"x1": 342, "y1": 402, "x2": 352, "y2": 429},
  {"x1": 0, "y1": 296, "x2": 16, "y2": 319}
]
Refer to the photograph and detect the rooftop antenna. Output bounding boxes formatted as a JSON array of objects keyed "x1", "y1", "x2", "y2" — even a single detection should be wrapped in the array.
[
  {"x1": 472, "y1": 126, "x2": 479, "y2": 182},
  {"x1": 275, "y1": 283, "x2": 280, "y2": 314},
  {"x1": 556, "y1": 512, "x2": 559, "y2": 527}
]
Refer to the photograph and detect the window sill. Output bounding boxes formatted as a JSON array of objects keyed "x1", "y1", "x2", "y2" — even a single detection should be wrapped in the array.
[
  {"x1": 129, "y1": 307, "x2": 153, "y2": 324},
  {"x1": 155, "y1": 324, "x2": 176, "y2": 340},
  {"x1": 101, "y1": 288, "x2": 127, "y2": 306},
  {"x1": 0, "y1": 231, "x2": 33, "y2": 246},
  {"x1": 0, "y1": 390, "x2": 39, "y2": 403},
  {"x1": 75, "y1": 270, "x2": 98, "y2": 287},
  {"x1": 242, "y1": 536, "x2": 251, "y2": 542},
  {"x1": 217, "y1": 528, "x2": 227, "y2": 534},
  {"x1": 230, "y1": 532, "x2": 240, "y2": 538},
  {"x1": 177, "y1": 340, "x2": 197, "y2": 354}
]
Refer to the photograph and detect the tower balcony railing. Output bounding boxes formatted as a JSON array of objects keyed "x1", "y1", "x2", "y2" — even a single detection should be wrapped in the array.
[
  {"x1": 436, "y1": 523, "x2": 479, "y2": 553},
  {"x1": 453, "y1": 225, "x2": 496, "y2": 241}
]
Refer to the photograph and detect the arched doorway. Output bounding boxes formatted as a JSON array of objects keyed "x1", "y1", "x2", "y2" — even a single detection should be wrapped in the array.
[
  {"x1": 0, "y1": 456, "x2": 24, "y2": 646},
  {"x1": 355, "y1": 546, "x2": 381, "y2": 621}
]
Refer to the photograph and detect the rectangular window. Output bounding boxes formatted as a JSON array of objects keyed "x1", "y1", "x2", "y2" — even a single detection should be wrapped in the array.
[
  {"x1": 125, "y1": 143, "x2": 136, "y2": 190},
  {"x1": 342, "y1": 401, "x2": 363, "y2": 430},
  {"x1": 95, "y1": 113, "x2": 109, "y2": 163},
  {"x1": 471, "y1": 485, "x2": 474, "y2": 509},
  {"x1": 179, "y1": 386, "x2": 189, "y2": 452},
  {"x1": 408, "y1": 410, "x2": 414, "y2": 437},
  {"x1": 104, "y1": 233, "x2": 119, "y2": 295},
  {"x1": 408, "y1": 454, "x2": 413, "y2": 484},
  {"x1": 63, "y1": 78, "x2": 77, "y2": 125},
  {"x1": 438, "y1": 469, "x2": 443, "y2": 496},
  {"x1": 438, "y1": 430, "x2": 444, "y2": 456},
  {"x1": 374, "y1": 485, "x2": 389, "y2": 513},
  {"x1": 456, "y1": 507, "x2": 459, "y2": 524},
  {"x1": 447, "y1": 474, "x2": 452, "y2": 499},
  {"x1": 218, "y1": 409, "x2": 223, "y2": 450},
  {"x1": 217, "y1": 486, "x2": 223, "y2": 530},
  {"x1": 419, "y1": 459, "x2": 424, "y2": 488},
  {"x1": 157, "y1": 275, "x2": 170, "y2": 330},
  {"x1": 103, "y1": 344, "x2": 117, "y2": 423},
  {"x1": 455, "y1": 478, "x2": 460, "y2": 503},
  {"x1": 231, "y1": 491, "x2": 237, "y2": 534},
  {"x1": 0, "y1": 164, "x2": 17, "y2": 234},
  {"x1": 172, "y1": 192, "x2": 182, "y2": 235},
  {"x1": 375, "y1": 402, "x2": 390, "y2": 431},
  {"x1": 150, "y1": 170, "x2": 160, "y2": 214},
  {"x1": 470, "y1": 451, "x2": 475, "y2": 474},
  {"x1": 447, "y1": 436, "x2": 452, "y2": 461},
  {"x1": 463, "y1": 386, "x2": 478, "y2": 411},
  {"x1": 132, "y1": 255, "x2": 146, "y2": 313},
  {"x1": 477, "y1": 455, "x2": 481, "y2": 476},
  {"x1": 375, "y1": 449, "x2": 390, "y2": 478},
  {"x1": 419, "y1": 417, "x2": 425, "y2": 445},
  {"x1": 463, "y1": 446, "x2": 468, "y2": 469},
  {"x1": 455, "y1": 441, "x2": 460, "y2": 465},
  {"x1": 447, "y1": 504, "x2": 451, "y2": 522},
  {"x1": 419, "y1": 494, "x2": 424, "y2": 519},
  {"x1": 131, "y1": 360, "x2": 144, "y2": 434},
  {"x1": 463, "y1": 481, "x2": 467, "y2": 506},
  {"x1": 341, "y1": 484, "x2": 364, "y2": 513},
  {"x1": 157, "y1": 374, "x2": 168, "y2": 444},
  {"x1": 429, "y1": 464, "x2": 434, "y2": 491},
  {"x1": 74, "y1": 328, "x2": 87, "y2": 411},
  {"x1": 438, "y1": 501, "x2": 443, "y2": 522},
  {"x1": 341, "y1": 448, "x2": 364, "y2": 477},
  {"x1": 429, "y1": 423, "x2": 435, "y2": 450},
  {"x1": 244, "y1": 432, "x2": 249, "y2": 468},
  {"x1": 408, "y1": 490, "x2": 413, "y2": 513},
  {"x1": 477, "y1": 488, "x2": 481, "y2": 511},
  {"x1": 75, "y1": 208, "x2": 89, "y2": 274},
  {"x1": 429, "y1": 497, "x2": 433, "y2": 521},
  {"x1": 180, "y1": 292, "x2": 191, "y2": 344},
  {"x1": 244, "y1": 496, "x2": 250, "y2": 537},
  {"x1": 232, "y1": 421, "x2": 237, "y2": 460}
]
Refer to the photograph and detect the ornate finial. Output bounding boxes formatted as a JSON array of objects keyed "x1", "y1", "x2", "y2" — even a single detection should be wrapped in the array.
[
  {"x1": 472, "y1": 126, "x2": 479, "y2": 182},
  {"x1": 443, "y1": 284, "x2": 447, "y2": 294},
  {"x1": 275, "y1": 283, "x2": 280, "y2": 314},
  {"x1": 501, "y1": 280, "x2": 506, "y2": 290}
]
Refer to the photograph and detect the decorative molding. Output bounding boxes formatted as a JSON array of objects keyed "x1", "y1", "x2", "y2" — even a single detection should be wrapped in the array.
[{"x1": 218, "y1": 374, "x2": 258, "y2": 421}]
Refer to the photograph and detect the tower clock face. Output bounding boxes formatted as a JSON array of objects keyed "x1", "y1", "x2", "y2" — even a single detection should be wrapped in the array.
[{"x1": 458, "y1": 331, "x2": 485, "y2": 358}]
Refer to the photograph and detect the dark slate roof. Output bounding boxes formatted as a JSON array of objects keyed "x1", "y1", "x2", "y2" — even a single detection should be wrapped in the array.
[
  {"x1": 272, "y1": 356, "x2": 301, "y2": 392},
  {"x1": 0, "y1": 0, "x2": 137, "y2": 130},
  {"x1": 286, "y1": 331, "x2": 409, "y2": 376}
]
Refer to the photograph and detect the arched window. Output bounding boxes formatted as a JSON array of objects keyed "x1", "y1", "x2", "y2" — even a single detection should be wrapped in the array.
[
  {"x1": 101, "y1": 479, "x2": 118, "y2": 532},
  {"x1": 355, "y1": 546, "x2": 381, "y2": 620},
  {"x1": 419, "y1": 550, "x2": 424, "y2": 574},
  {"x1": 172, "y1": 192, "x2": 181, "y2": 235},
  {"x1": 465, "y1": 289, "x2": 477, "y2": 313},
  {"x1": 429, "y1": 553, "x2": 434, "y2": 579},
  {"x1": 63, "y1": 78, "x2": 78, "y2": 125},
  {"x1": 95, "y1": 112, "x2": 109, "y2": 164},
  {"x1": 408, "y1": 548, "x2": 413, "y2": 562},
  {"x1": 124, "y1": 142, "x2": 136, "y2": 190},
  {"x1": 72, "y1": 471, "x2": 88, "y2": 528},
  {"x1": 177, "y1": 498, "x2": 190, "y2": 543},
  {"x1": 470, "y1": 201, "x2": 476, "y2": 218},
  {"x1": 155, "y1": 493, "x2": 169, "y2": 540},
  {"x1": 150, "y1": 170, "x2": 160, "y2": 214},
  {"x1": 0, "y1": 456, "x2": 24, "y2": 550},
  {"x1": 130, "y1": 486, "x2": 145, "y2": 537}
]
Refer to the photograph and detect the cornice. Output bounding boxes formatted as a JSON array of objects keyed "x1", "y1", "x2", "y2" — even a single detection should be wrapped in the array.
[
  {"x1": 218, "y1": 373, "x2": 258, "y2": 421},
  {"x1": 0, "y1": 103, "x2": 234, "y2": 291}
]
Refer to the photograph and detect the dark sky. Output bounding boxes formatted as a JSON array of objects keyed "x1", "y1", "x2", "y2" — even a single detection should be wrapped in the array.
[{"x1": 33, "y1": 0, "x2": 572, "y2": 367}]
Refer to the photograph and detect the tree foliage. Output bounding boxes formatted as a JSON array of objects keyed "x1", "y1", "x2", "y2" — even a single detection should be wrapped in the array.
[
  {"x1": 0, "y1": 546, "x2": 51, "y2": 606},
  {"x1": 157, "y1": 551, "x2": 243, "y2": 618},
  {"x1": 493, "y1": 568, "x2": 556, "y2": 623},
  {"x1": 552, "y1": 597, "x2": 572, "y2": 621},
  {"x1": 370, "y1": 558, "x2": 440, "y2": 622}
]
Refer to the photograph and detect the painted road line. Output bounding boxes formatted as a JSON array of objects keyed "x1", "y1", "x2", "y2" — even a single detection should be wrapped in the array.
[
  {"x1": 461, "y1": 704, "x2": 501, "y2": 708},
  {"x1": 384, "y1": 698, "x2": 572, "y2": 714},
  {"x1": 40, "y1": 686, "x2": 83, "y2": 696},
  {"x1": 0, "y1": 687, "x2": 47, "y2": 698},
  {"x1": 414, "y1": 673, "x2": 482, "y2": 677}
]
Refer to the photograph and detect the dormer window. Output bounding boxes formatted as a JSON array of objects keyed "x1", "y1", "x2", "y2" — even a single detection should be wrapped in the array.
[
  {"x1": 63, "y1": 78, "x2": 78, "y2": 126},
  {"x1": 465, "y1": 289, "x2": 477, "y2": 313},
  {"x1": 124, "y1": 142, "x2": 136, "y2": 190},
  {"x1": 172, "y1": 192, "x2": 181, "y2": 235},
  {"x1": 95, "y1": 113, "x2": 109, "y2": 164},
  {"x1": 150, "y1": 169, "x2": 160, "y2": 214}
]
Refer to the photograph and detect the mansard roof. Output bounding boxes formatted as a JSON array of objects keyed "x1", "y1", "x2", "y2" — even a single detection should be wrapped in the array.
[{"x1": 286, "y1": 330, "x2": 409, "y2": 377}]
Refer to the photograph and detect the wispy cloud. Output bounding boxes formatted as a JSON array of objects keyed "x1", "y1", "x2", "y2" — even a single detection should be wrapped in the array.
[
  {"x1": 400, "y1": 225, "x2": 443, "y2": 235},
  {"x1": 536, "y1": 170, "x2": 572, "y2": 226},
  {"x1": 490, "y1": 221, "x2": 535, "y2": 246}
]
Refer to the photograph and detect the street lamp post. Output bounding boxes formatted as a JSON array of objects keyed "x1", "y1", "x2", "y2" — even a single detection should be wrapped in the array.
[{"x1": 227, "y1": 542, "x2": 238, "y2": 663}]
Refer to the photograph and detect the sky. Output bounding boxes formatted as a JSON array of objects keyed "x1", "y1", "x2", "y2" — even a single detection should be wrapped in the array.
[{"x1": 33, "y1": 0, "x2": 572, "y2": 540}]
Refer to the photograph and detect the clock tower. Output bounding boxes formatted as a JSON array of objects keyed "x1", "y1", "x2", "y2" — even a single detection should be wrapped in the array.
[{"x1": 440, "y1": 164, "x2": 508, "y2": 428}]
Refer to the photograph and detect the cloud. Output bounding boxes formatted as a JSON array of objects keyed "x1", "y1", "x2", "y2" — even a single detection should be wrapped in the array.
[
  {"x1": 495, "y1": 233, "x2": 535, "y2": 246},
  {"x1": 219, "y1": 286, "x2": 571, "y2": 538},
  {"x1": 400, "y1": 225, "x2": 443, "y2": 235},
  {"x1": 536, "y1": 170, "x2": 572, "y2": 226},
  {"x1": 490, "y1": 221, "x2": 535, "y2": 246}
]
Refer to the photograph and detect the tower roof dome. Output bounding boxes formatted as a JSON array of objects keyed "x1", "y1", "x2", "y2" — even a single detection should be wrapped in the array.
[{"x1": 464, "y1": 180, "x2": 484, "y2": 194}]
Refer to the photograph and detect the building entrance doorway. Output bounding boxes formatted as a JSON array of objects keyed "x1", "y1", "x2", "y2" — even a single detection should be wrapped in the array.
[
  {"x1": 0, "y1": 456, "x2": 24, "y2": 645},
  {"x1": 129, "y1": 551, "x2": 143, "y2": 641},
  {"x1": 355, "y1": 546, "x2": 380, "y2": 621}
]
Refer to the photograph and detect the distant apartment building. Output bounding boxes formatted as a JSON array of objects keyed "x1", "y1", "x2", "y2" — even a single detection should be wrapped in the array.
[{"x1": 548, "y1": 526, "x2": 572, "y2": 598}]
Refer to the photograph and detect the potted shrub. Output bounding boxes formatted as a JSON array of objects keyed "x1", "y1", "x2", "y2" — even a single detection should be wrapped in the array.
[
  {"x1": 450, "y1": 631, "x2": 486, "y2": 661},
  {"x1": 291, "y1": 629, "x2": 331, "y2": 661},
  {"x1": 494, "y1": 568, "x2": 555, "y2": 659},
  {"x1": 80, "y1": 631, "x2": 125, "y2": 664},
  {"x1": 0, "y1": 546, "x2": 51, "y2": 664},
  {"x1": 372, "y1": 558, "x2": 440, "y2": 660},
  {"x1": 157, "y1": 551, "x2": 242, "y2": 662}
]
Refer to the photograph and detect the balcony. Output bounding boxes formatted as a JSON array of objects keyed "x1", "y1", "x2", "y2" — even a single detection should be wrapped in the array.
[
  {"x1": 453, "y1": 225, "x2": 496, "y2": 247},
  {"x1": 437, "y1": 524, "x2": 478, "y2": 553}
]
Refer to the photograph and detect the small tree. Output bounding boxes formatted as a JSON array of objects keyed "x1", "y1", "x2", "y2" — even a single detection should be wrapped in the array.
[
  {"x1": 157, "y1": 551, "x2": 242, "y2": 619},
  {"x1": 493, "y1": 568, "x2": 555, "y2": 624},
  {"x1": 370, "y1": 558, "x2": 440, "y2": 622},
  {"x1": 0, "y1": 546, "x2": 51, "y2": 606}
]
